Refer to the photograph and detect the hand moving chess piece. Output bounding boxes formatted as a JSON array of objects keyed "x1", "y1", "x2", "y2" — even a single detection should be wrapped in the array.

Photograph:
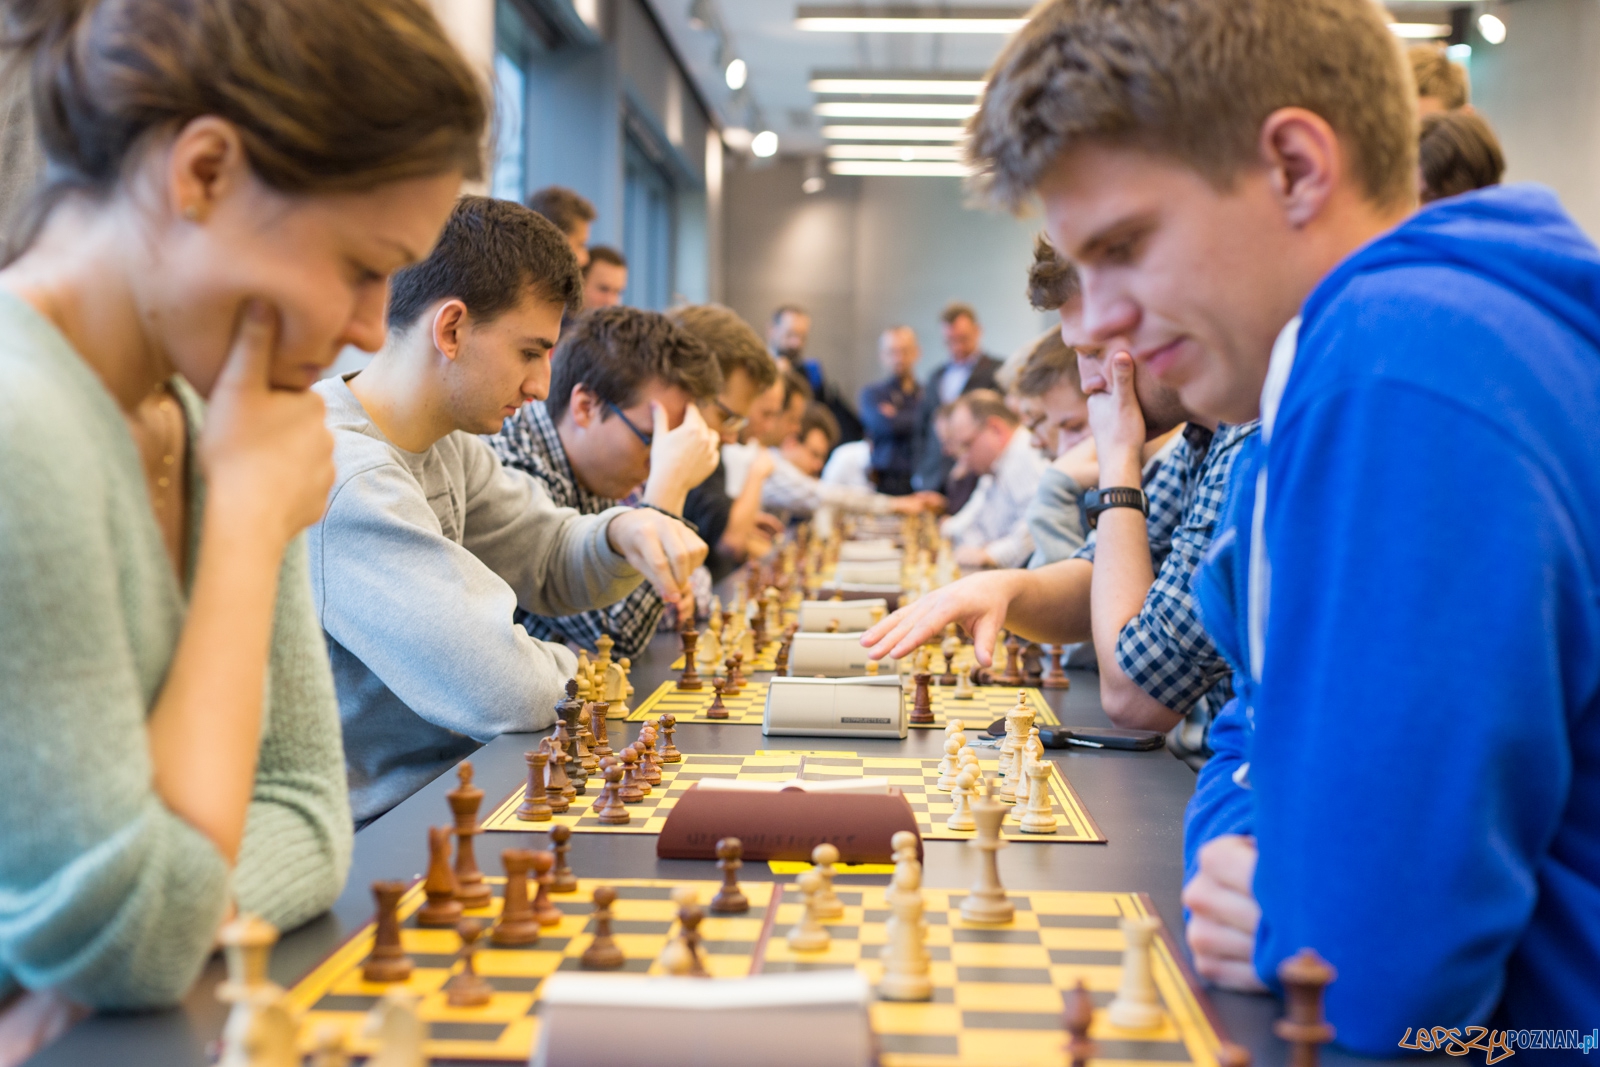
[
  {"x1": 491, "y1": 850, "x2": 541, "y2": 946},
  {"x1": 810, "y1": 842, "x2": 844, "y2": 919},
  {"x1": 706, "y1": 677, "x2": 729, "y2": 719},
  {"x1": 448, "y1": 763, "x2": 492, "y2": 909},
  {"x1": 581, "y1": 886, "x2": 626, "y2": 970},
  {"x1": 1106, "y1": 915, "x2": 1165, "y2": 1029},
  {"x1": 785, "y1": 869, "x2": 831, "y2": 951},
  {"x1": 363, "y1": 989, "x2": 427, "y2": 1067},
  {"x1": 363, "y1": 881, "x2": 414, "y2": 982},
  {"x1": 959, "y1": 780, "x2": 1015, "y2": 924},
  {"x1": 677, "y1": 628, "x2": 704, "y2": 690},
  {"x1": 516, "y1": 749, "x2": 553, "y2": 821},
  {"x1": 549, "y1": 824, "x2": 578, "y2": 893},
  {"x1": 1275, "y1": 948, "x2": 1336, "y2": 1067},
  {"x1": 710, "y1": 837, "x2": 749, "y2": 914},
  {"x1": 445, "y1": 919, "x2": 493, "y2": 1007},
  {"x1": 417, "y1": 825, "x2": 463, "y2": 927}
]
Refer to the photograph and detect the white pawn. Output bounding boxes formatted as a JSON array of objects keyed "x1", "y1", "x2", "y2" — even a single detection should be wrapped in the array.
[
  {"x1": 786, "y1": 869, "x2": 831, "y2": 951},
  {"x1": 946, "y1": 767, "x2": 977, "y2": 831},
  {"x1": 1019, "y1": 759, "x2": 1059, "y2": 834},
  {"x1": 888, "y1": 830, "x2": 921, "y2": 907},
  {"x1": 953, "y1": 666, "x2": 975, "y2": 700},
  {"x1": 936, "y1": 735, "x2": 962, "y2": 792},
  {"x1": 364, "y1": 989, "x2": 428, "y2": 1067},
  {"x1": 810, "y1": 843, "x2": 845, "y2": 920},
  {"x1": 656, "y1": 885, "x2": 698, "y2": 975},
  {"x1": 1106, "y1": 916, "x2": 1166, "y2": 1029},
  {"x1": 877, "y1": 865, "x2": 933, "y2": 1001}
]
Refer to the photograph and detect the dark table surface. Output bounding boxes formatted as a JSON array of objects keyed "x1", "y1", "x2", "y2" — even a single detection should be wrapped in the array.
[{"x1": 30, "y1": 629, "x2": 1428, "y2": 1066}]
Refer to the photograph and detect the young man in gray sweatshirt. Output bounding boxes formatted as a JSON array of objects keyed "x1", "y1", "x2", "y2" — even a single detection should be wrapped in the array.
[{"x1": 309, "y1": 197, "x2": 707, "y2": 824}]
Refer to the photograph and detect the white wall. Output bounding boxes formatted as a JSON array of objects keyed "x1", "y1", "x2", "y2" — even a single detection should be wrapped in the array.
[
  {"x1": 1472, "y1": 0, "x2": 1600, "y2": 240},
  {"x1": 722, "y1": 158, "x2": 1053, "y2": 408}
]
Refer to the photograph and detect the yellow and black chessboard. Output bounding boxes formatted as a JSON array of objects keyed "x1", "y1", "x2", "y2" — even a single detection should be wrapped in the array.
[
  {"x1": 482, "y1": 749, "x2": 1104, "y2": 843},
  {"x1": 670, "y1": 639, "x2": 986, "y2": 677},
  {"x1": 285, "y1": 877, "x2": 1230, "y2": 1066},
  {"x1": 282, "y1": 877, "x2": 775, "y2": 1062},
  {"x1": 626, "y1": 678, "x2": 1058, "y2": 731}
]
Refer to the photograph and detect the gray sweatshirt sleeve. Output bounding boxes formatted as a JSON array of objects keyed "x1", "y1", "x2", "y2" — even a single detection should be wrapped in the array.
[
  {"x1": 458, "y1": 436, "x2": 642, "y2": 618},
  {"x1": 316, "y1": 458, "x2": 595, "y2": 741},
  {"x1": 1026, "y1": 467, "x2": 1089, "y2": 567}
]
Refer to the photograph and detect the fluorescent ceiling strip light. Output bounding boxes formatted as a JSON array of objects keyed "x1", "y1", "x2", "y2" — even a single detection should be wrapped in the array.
[
  {"x1": 828, "y1": 160, "x2": 971, "y2": 176},
  {"x1": 808, "y1": 78, "x2": 986, "y2": 95},
  {"x1": 1388, "y1": 22, "x2": 1451, "y2": 37},
  {"x1": 821, "y1": 125, "x2": 966, "y2": 141},
  {"x1": 798, "y1": 16, "x2": 1025, "y2": 32},
  {"x1": 815, "y1": 101, "x2": 978, "y2": 119},
  {"x1": 826, "y1": 144, "x2": 964, "y2": 160}
]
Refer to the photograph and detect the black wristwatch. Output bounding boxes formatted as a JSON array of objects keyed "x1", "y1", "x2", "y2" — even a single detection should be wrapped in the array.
[{"x1": 1083, "y1": 486, "x2": 1148, "y2": 529}]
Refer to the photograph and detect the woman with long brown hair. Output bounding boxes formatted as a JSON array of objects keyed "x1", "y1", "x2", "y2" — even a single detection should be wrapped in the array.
[{"x1": 0, "y1": 0, "x2": 485, "y2": 1056}]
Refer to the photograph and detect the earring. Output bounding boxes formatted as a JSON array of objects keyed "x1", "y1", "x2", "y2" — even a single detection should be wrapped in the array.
[{"x1": 182, "y1": 204, "x2": 200, "y2": 221}]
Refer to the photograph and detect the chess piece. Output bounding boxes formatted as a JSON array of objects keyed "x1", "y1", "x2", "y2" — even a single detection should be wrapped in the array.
[
  {"x1": 910, "y1": 670, "x2": 935, "y2": 725},
  {"x1": 530, "y1": 850, "x2": 563, "y2": 926},
  {"x1": 1018, "y1": 758, "x2": 1059, "y2": 834},
  {"x1": 555, "y1": 679, "x2": 592, "y2": 776},
  {"x1": 310, "y1": 1024, "x2": 352, "y2": 1067},
  {"x1": 960, "y1": 781, "x2": 1015, "y2": 923},
  {"x1": 549, "y1": 824, "x2": 578, "y2": 893},
  {"x1": 946, "y1": 767, "x2": 977, "y2": 832},
  {"x1": 636, "y1": 725, "x2": 661, "y2": 787},
  {"x1": 515, "y1": 749, "x2": 553, "y2": 821},
  {"x1": 677, "y1": 628, "x2": 704, "y2": 690},
  {"x1": 826, "y1": 618, "x2": 840, "y2": 633},
  {"x1": 809, "y1": 842, "x2": 845, "y2": 919},
  {"x1": 491, "y1": 850, "x2": 541, "y2": 946},
  {"x1": 785, "y1": 869, "x2": 831, "y2": 951},
  {"x1": 998, "y1": 633, "x2": 1024, "y2": 686},
  {"x1": 550, "y1": 719, "x2": 583, "y2": 799},
  {"x1": 877, "y1": 864, "x2": 933, "y2": 1001},
  {"x1": 710, "y1": 837, "x2": 749, "y2": 914},
  {"x1": 1217, "y1": 1044, "x2": 1254, "y2": 1067},
  {"x1": 657, "y1": 713, "x2": 682, "y2": 762},
  {"x1": 1023, "y1": 641, "x2": 1045, "y2": 683},
  {"x1": 617, "y1": 745, "x2": 645, "y2": 803},
  {"x1": 588, "y1": 700, "x2": 613, "y2": 759},
  {"x1": 581, "y1": 886, "x2": 626, "y2": 970},
  {"x1": 362, "y1": 881, "x2": 414, "y2": 982},
  {"x1": 1063, "y1": 980, "x2": 1096, "y2": 1067},
  {"x1": 543, "y1": 736, "x2": 574, "y2": 812},
  {"x1": 1040, "y1": 644, "x2": 1072, "y2": 690},
  {"x1": 575, "y1": 650, "x2": 592, "y2": 698},
  {"x1": 575, "y1": 701, "x2": 599, "y2": 777},
  {"x1": 363, "y1": 990, "x2": 427, "y2": 1067},
  {"x1": 887, "y1": 830, "x2": 922, "y2": 908},
  {"x1": 416, "y1": 826, "x2": 463, "y2": 927},
  {"x1": 675, "y1": 885, "x2": 711, "y2": 977},
  {"x1": 1275, "y1": 949, "x2": 1336, "y2": 1067},
  {"x1": 444, "y1": 919, "x2": 493, "y2": 1007},
  {"x1": 726, "y1": 651, "x2": 745, "y2": 694},
  {"x1": 216, "y1": 915, "x2": 296, "y2": 1067},
  {"x1": 953, "y1": 666, "x2": 975, "y2": 700},
  {"x1": 1106, "y1": 916, "x2": 1165, "y2": 1029},
  {"x1": 998, "y1": 694, "x2": 1034, "y2": 804},
  {"x1": 936, "y1": 734, "x2": 962, "y2": 792},
  {"x1": 448, "y1": 763, "x2": 493, "y2": 910},
  {"x1": 774, "y1": 633, "x2": 792, "y2": 675},
  {"x1": 595, "y1": 632, "x2": 614, "y2": 675},
  {"x1": 706, "y1": 677, "x2": 729, "y2": 719},
  {"x1": 752, "y1": 602, "x2": 767, "y2": 649},
  {"x1": 594, "y1": 759, "x2": 630, "y2": 824}
]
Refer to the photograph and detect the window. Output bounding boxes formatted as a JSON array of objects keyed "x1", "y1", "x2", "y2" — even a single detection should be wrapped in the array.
[
  {"x1": 623, "y1": 132, "x2": 676, "y2": 310},
  {"x1": 491, "y1": 50, "x2": 527, "y2": 202}
]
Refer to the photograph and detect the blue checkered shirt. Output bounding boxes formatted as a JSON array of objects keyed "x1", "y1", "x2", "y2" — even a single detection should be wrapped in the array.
[
  {"x1": 1074, "y1": 421, "x2": 1260, "y2": 753},
  {"x1": 487, "y1": 402, "x2": 665, "y2": 657}
]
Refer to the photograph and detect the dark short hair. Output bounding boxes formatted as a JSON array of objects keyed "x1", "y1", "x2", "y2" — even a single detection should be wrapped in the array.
[
  {"x1": 388, "y1": 196, "x2": 583, "y2": 330},
  {"x1": 546, "y1": 307, "x2": 723, "y2": 425},
  {"x1": 800, "y1": 401, "x2": 840, "y2": 450},
  {"x1": 525, "y1": 186, "x2": 596, "y2": 236},
  {"x1": 953, "y1": 388, "x2": 1020, "y2": 428},
  {"x1": 1027, "y1": 234, "x2": 1080, "y2": 312},
  {"x1": 1014, "y1": 330, "x2": 1082, "y2": 397},
  {"x1": 1419, "y1": 111, "x2": 1504, "y2": 204},
  {"x1": 771, "y1": 304, "x2": 810, "y2": 324},
  {"x1": 781, "y1": 368, "x2": 814, "y2": 409},
  {"x1": 667, "y1": 305, "x2": 779, "y2": 391},
  {"x1": 940, "y1": 302, "x2": 978, "y2": 326},
  {"x1": 584, "y1": 245, "x2": 627, "y2": 275},
  {"x1": 1410, "y1": 44, "x2": 1469, "y2": 110}
]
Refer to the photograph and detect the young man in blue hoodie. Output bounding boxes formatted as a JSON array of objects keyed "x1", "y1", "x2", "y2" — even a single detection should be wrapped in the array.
[{"x1": 949, "y1": 0, "x2": 1599, "y2": 1053}]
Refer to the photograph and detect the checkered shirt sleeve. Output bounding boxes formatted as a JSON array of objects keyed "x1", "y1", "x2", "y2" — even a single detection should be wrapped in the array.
[
  {"x1": 524, "y1": 582, "x2": 667, "y2": 659},
  {"x1": 1071, "y1": 434, "x2": 1194, "y2": 567},
  {"x1": 1112, "y1": 422, "x2": 1259, "y2": 716}
]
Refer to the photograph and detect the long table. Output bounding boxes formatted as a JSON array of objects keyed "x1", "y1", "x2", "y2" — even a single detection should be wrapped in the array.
[{"x1": 26, "y1": 630, "x2": 1430, "y2": 1066}]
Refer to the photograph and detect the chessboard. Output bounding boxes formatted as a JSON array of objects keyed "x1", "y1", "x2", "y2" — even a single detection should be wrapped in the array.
[
  {"x1": 625, "y1": 678, "x2": 1059, "y2": 731},
  {"x1": 282, "y1": 877, "x2": 776, "y2": 1062},
  {"x1": 670, "y1": 641, "x2": 984, "y2": 677},
  {"x1": 283, "y1": 878, "x2": 1229, "y2": 1067},
  {"x1": 481, "y1": 749, "x2": 1104, "y2": 843}
]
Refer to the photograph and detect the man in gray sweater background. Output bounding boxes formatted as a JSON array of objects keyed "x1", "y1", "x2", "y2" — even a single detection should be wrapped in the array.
[{"x1": 310, "y1": 197, "x2": 707, "y2": 824}]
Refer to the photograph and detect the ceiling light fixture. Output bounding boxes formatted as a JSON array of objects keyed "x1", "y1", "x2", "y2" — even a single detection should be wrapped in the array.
[
  {"x1": 1477, "y1": 13, "x2": 1507, "y2": 43},
  {"x1": 751, "y1": 130, "x2": 780, "y2": 157},
  {"x1": 808, "y1": 77, "x2": 986, "y2": 96},
  {"x1": 821, "y1": 125, "x2": 966, "y2": 141},
  {"x1": 825, "y1": 144, "x2": 964, "y2": 161},
  {"x1": 814, "y1": 101, "x2": 978, "y2": 119},
  {"x1": 725, "y1": 57, "x2": 747, "y2": 90},
  {"x1": 796, "y1": 5, "x2": 1028, "y2": 33},
  {"x1": 1388, "y1": 22, "x2": 1452, "y2": 38},
  {"x1": 828, "y1": 160, "x2": 971, "y2": 177},
  {"x1": 802, "y1": 157, "x2": 826, "y2": 194}
]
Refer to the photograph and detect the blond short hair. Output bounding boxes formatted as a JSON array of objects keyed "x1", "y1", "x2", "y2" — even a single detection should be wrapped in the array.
[
  {"x1": 1410, "y1": 44, "x2": 1470, "y2": 110},
  {"x1": 967, "y1": 0, "x2": 1417, "y2": 212}
]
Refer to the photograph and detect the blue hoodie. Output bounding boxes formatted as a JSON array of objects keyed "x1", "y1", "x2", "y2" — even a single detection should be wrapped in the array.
[{"x1": 1186, "y1": 185, "x2": 1600, "y2": 1055}]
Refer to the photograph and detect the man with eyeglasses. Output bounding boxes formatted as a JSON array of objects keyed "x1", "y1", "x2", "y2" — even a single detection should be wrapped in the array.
[
  {"x1": 490, "y1": 307, "x2": 723, "y2": 656},
  {"x1": 938, "y1": 390, "x2": 1048, "y2": 572}
]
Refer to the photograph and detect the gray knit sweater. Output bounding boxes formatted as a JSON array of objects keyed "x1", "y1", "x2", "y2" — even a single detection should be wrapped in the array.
[
  {"x1": 309, "y1": 377, "x2": 640, "y2": 824},
  {"x1": 0, "y1": 291, "x2": 352, "y2": 1009}
]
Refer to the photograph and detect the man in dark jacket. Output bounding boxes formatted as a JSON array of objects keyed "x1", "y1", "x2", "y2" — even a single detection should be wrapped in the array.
[
  {"x1": 857, "y1": 325, "x2": 924, "y2": 495},
  {"x1": 912, "y1": 302, "x2": 1002, "y2": 511}
]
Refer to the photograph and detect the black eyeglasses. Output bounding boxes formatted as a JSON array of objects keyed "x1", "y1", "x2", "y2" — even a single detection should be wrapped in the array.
[
  {"x1": 708, "y1": 398, "x2": 749, "y2": 437},
  {"x1": 603, "y1": 399, "x2": 653, "y2": 448}
]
